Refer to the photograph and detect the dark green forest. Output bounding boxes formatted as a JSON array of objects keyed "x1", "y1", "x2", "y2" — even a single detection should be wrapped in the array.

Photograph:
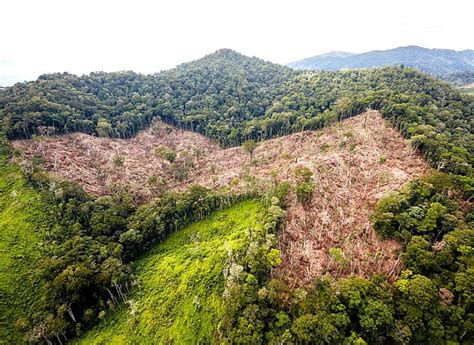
[
  {"x1": 0, "y1": 49, "x2": 473, "y2": 343},
  {"x1": 440, "y1": 71, "x2": 474, "y2": 87}
]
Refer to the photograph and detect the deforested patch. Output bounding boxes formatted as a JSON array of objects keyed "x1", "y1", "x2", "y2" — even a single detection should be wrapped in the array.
[
  {"x1": 12, "y1": 111, "x2": 429, "y2": 283},
  {"x1": 273, "y1": 112, "x2": 428, "y2": 286},
  {"x1": 12, "y1": 120, "x2": 220, "y2": 202}
]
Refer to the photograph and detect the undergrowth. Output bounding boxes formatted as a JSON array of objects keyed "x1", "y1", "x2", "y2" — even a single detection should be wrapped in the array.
[
  {"x1": 0, "y1": 156, "x2": 51, "y2": 344},
  {"x1": 74, "y1": 199, "x2": 263, "y2": 344}
]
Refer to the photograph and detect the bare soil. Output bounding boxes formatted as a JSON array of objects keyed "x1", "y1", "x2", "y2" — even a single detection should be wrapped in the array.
[{"x1": 12, "y1": 111, "x2": 430, "y2": 285}]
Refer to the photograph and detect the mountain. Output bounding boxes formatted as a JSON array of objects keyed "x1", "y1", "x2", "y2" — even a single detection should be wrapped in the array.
[
  {"x1": 2, "y1": 49, "x2": 471, "y2": 149},
  {"x1": 0, "y1": 49, "x2": 295, "y2": 145},
  {"x1": 316, "y1": 51, "x2": 354, "y2": 58},
  {"x1": 289, "y1": 46, "x2": 474, "y2": 75},
  {"x1": 1, "y1": 49, "x2": 473, "y2": 343}
]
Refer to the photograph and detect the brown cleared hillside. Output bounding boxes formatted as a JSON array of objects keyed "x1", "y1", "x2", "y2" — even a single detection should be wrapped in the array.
[
  {"x1": 12, "y1": 111, "x2": 429, "y2": 284},
  {"x1": 12, "y1": 120, "x2": 220, "y2": 201}
]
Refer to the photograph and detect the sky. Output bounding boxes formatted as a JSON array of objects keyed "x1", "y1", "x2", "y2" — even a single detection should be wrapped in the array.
[{"x1": 1, "y1": 0, "x2": 473, "y2": 86}]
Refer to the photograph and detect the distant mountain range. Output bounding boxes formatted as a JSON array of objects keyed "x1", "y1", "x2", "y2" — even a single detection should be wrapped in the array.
[{"x1": 288, "y1": 46, "x2": 474, "y2": 75}]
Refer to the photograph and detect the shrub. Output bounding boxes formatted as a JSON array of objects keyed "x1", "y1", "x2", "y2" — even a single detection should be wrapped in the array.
[{"x1": 294, "y1": 166, "x2": 315, "y2": 203}]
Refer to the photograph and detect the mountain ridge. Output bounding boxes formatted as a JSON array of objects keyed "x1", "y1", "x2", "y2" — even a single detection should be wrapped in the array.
[{"x1": 289, "y1": 45, "x2": 474, "y2": 75}]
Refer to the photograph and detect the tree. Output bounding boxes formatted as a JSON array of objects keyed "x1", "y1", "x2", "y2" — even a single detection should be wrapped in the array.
[
  {"x1": 96, "y1": 118, "x2": 113, "y2": 137},
  {"x1": 291, "y1": 313, "x2": 343, "y2": 343},
  {"x1": 113, "y1": 156, "x2": 124, "y2": 167},
  {"x1": 294, "y1": 166, "x2": 315, "y2": 203},
  {"x1": 155, "y1": 145, "x2": 176, "y2": 163},
  {"x1": 242, "y1": 140, "x2": 258, "y2": 162}
]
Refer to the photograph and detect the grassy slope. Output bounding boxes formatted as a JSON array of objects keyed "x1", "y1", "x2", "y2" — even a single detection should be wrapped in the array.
[
  {"x1": 0, "y1": 158, "x2": 50, "y2": 344},
  {"x1": 76, "y1": 199, "x2": 263, "y2": 344}
]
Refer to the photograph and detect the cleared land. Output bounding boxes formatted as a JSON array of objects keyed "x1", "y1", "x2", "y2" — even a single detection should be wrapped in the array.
[
  {"x1": 12, "y1": 120, "x2": 219, "y2": 202},
  {"x1": 12, "y1": 111, "x2": 429, "y2": 285},
  {"x1": 74, "y1": 200, "x2": 262, "y2": 344}
]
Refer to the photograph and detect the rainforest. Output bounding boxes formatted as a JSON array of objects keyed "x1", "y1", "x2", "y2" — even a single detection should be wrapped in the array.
[{"x1": 0, "y1": 48, "x2": 473, "y2": 344}]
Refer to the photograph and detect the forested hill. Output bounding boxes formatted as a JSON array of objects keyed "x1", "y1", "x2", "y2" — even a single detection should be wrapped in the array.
[
  {"x1": 288, "y1": 46, "x2": 474, "y2": 75},
  {"x1": 1, "y1": 49, "x2": 473, "y2": 175},
  {"x1": 0, "y1": 49, "x2": 295, "y2": 144}
]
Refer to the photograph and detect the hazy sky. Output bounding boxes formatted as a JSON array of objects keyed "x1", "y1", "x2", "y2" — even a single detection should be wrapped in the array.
[{"x1": 1, "y1": 0, "x2": 473, "y2": 86}]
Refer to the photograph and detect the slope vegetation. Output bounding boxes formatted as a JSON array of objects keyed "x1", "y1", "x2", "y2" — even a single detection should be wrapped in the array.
[
  {"x1": 13, "y1": 111, "x2": 429, "y2": 285},
  {"x1": 74, "y1": 199, "x2": 262, "y2": 344},
  {"x1": 0, "y1": 49, "x2": 294, "y2": 145},
  {"x1": 0, "y1": 157, "x2": 50, "y2": 343},
  {"x1": 3, "y1": 50, "x2": 472, "y2": 179}
]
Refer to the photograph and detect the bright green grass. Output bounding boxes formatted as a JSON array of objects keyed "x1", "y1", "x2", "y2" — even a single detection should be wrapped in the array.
[
  {"x1": 75, "y1": 199, "x2": 263, "y2": 345},
  {"x1": 0, "y1": 158, "x2": 51, "y2": 344}
]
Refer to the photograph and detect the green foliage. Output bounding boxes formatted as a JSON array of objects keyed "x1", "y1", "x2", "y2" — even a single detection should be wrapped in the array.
[
  {"x1": 291, "y1": 313, "x2": 343, "y2": 344},
  {"x1": 163, "y1": 150, "x2": 176, "y2": 163},
  {"x1": 2, "y1": 53, "x2": 472, "y2": 177},
  {"x1": 242, "y1": 139, "x2": 258, "y2": 161},
  {"x1": 75, "y1": 200, "x2": 263, "y2": 344},
  {"x1": 154, "y1": 145, "x2": 176, "y2": 163},
  {"x1": 1, "y1": 53, "x2": 472, "y2": 194},
  {"x1": 370, "y1": 176, "x2": 474, "y2": 342},
  {"x1": 171, "y1": 162, "x2": 187, "y2": 181},
  {"x1": 15, "y1": 175, "x2": 247, "y2": 342},
  {"x1": 0, "y1": 155, "x2": 52, "y2": 343},
  {"x1": 294, "y1": 166, "x2": 315, "y2": 203},
  {"x1": 113, "y1": 155, "x2": 124, "y2": 167},
  {"x1": 96, "y1": 118, "x2": 113, "y2": 138},
  {"x1": 372, "y1": 177, "x2": 462, "y2": 240},
  {"x1": 329, "y1": 247, "x2": 349, "y2": 268},
  {"x1": 219, "y1": 172, "x2": 473, "y2": 344},
  {"x1": 1, "y1": 50, "x2": 473, "y2": 343}
]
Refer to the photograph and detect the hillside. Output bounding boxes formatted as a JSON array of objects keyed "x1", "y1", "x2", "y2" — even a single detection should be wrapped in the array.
[
  {"x1": 12, "y1": 111, "x2": 430, "y2": 285},
  {"x1": 439, "y1": 70, "x2": 474, "y2": 86},
  {"x1": 2, "y1": 51, "x2": 472, "y2": 179},
  {"x1": 0, "y1": 157, "x2": 51, "y2": 343},
  {"x1": 75, "y1": 199, "x2": 263, "y2": 344},
  {"x1": 289, "y1": 46, "x2": 474, "y2": 76},
  {"x1": 0, "y1": 49, "x2": 473, "y2": 343},
  {"x1": 2, "y1": 49, "x2": 472, "y2": 149},
  {"x1": 12, "y1": 120, "x2": 219, "y2": 200},
  {"x1": 0, "y1": 49, "x2": 295, "y2": 145}
]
